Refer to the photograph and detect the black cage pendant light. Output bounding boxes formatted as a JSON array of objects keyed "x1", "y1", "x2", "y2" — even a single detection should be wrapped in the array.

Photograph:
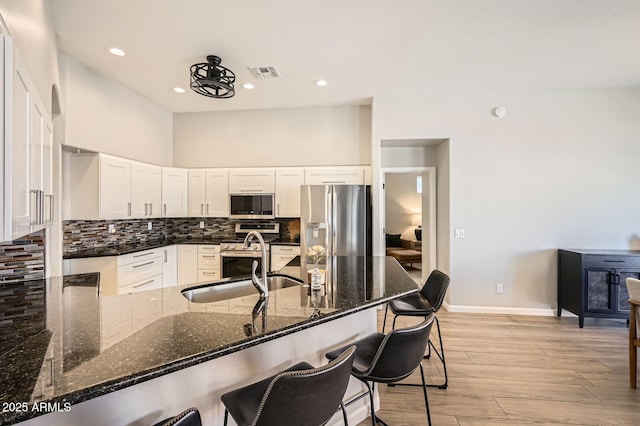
[{"x1": 190, "y1": 55, "x2": 236, "y2": 98}]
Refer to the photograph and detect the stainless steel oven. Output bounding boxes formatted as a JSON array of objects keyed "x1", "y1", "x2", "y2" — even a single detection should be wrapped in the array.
[
  {"x1": 220, "y1": 222, "x2": 279, "y2": 279},
  {"x1": 220, "y1": 245, "x2": 270, "y2": 279}
]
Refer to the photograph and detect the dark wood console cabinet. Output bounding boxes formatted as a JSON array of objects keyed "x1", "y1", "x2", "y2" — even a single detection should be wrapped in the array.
[{"x1": 558, "y1": 249, "x2": 640, "y2": 327}]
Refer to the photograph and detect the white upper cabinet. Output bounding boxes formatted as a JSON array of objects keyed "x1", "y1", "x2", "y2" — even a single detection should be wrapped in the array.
[
  {"x1": 205, "y1": 169, "x2": 229, "y2": 217},
  {"x1": 3, "y1": 37, "x2": 53, "y2": 240},
  {"x1": 188, "y1": 169, "x2": 229, "y2": 217},
  {"x1": 275, "y1": 168, "x2": 304, "y2": 217},
  {"x1": 131, "y1": 161, "x2": 162, "y2": 218},
  {"x1": 187, "y1": 170, "x2": 206, "y2": 217},
  {"x1": 304, "y1": 166, "x2": 366, "y2": 185},
  {"x1": 100, "y1": 155, "x2": 132, "y2": 219},
  {"x1": 6, "y1": 38, "x2": 32, "y2": 240},
  {"x1": 162, "y1": 168, "x2": 188, "y2": 217},
  {"x1": 228, "y1": 168, "x2": 275, "y2": 193}
]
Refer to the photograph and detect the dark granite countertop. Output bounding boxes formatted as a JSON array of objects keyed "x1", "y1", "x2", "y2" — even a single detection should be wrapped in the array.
[{"x1": 0, "y1": 256, "x2": 417, "y2": 425}]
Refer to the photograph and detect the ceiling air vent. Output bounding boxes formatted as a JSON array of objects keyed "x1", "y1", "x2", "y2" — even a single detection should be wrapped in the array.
[{"x1": 248, "y1": 65, "x2": 281, "y2": 79}]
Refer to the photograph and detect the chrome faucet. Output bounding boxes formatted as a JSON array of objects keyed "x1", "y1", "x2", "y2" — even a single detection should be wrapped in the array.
[{"x1": 243, "y1": 230, "x2": 268, "y2": 300}]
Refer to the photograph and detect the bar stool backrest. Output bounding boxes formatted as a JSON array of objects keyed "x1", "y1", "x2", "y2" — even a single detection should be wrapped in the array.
[
  {"x1": 419, "y1": 270, "x2": 450, "y2": 312},
  {"x1": 252, "y1": 345, "x2": 356, "y2": 426},
  {"x1": 366, "y1": 315, "x2": 434, "y2": 383}
]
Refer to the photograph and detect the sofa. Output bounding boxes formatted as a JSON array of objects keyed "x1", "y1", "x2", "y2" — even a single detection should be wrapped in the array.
[{"x1": 385, "y1": 234, "x2": 422, "y2": 268}]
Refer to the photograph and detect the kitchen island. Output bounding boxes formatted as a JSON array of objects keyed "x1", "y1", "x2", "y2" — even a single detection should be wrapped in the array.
[{"x1": 0, "y1": 256, "x2": 418, "y2": 426}]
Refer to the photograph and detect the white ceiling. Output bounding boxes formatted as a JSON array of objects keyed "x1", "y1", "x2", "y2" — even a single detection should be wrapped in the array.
[{"x1": 50, "y1": 0, "x2": 640, "y2": 113}]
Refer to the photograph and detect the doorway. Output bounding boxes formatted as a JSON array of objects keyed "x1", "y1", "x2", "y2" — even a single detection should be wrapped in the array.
[{"x1": 383, "y1": 167, "x2": 436, "y2": 282}]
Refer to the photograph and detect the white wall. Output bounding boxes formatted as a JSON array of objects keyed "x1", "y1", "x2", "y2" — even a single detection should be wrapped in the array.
[
  {"x1": 173, "y1": 105, "x2": 371, "y2": 168},
  {"x1": 374, "y1": 88, "x2": 640, "y2": 312},
  {"x1": 0, "y1": 0, "x2": 59, "y2": 116},
  {"x1": 384, "y1": 173, "x2": 421, "y2": 241},
  {"x1": 381, "y1": 146, "x2": 439, "y2": 168},
  {"x1": 61, "y1": 55, "x2": 173, "y2": 166}
]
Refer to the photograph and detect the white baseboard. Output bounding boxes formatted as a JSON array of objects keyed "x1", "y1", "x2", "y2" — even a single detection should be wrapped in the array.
[{"x1": 443, "y1": 301, "x2": 561, "y2": 317}]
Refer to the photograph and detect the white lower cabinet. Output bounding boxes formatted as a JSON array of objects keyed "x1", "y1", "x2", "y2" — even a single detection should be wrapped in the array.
[
  {"x1": 177, "y1": 245, "x2": 198, "y2": 285},
  {"x1": 116, "y1": 248, "x2": 163, "y2": 295},
  {"x1": 162, "y1": 245, "x2": 178, "y2": 287},
  {"x1": 197, "y1": 244, "x2": 220, "y2": 282},
  {"x1": 270, "y1": 245, "x2": 300, "y2": 271}
]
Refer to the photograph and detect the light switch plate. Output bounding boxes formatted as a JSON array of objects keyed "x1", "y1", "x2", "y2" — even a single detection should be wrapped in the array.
[
  {"x1": 199, "y1": 221, "x2": 204, "y2": 229},
  {"x1": 147, "y1": 222, "x2": 152, "y2": 230},
  {"x1": 454, "y1": 229, "x2": 465, "y2": 239}
]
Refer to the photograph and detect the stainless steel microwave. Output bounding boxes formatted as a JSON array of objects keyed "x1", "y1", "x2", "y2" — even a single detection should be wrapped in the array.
[{"x1": 229, "y1": 194, "x2": 275, "y2": 219}]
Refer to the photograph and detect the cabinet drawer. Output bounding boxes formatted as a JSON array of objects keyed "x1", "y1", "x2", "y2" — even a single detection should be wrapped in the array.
[
  {"x1": 197, "y1": 269, "x2": 220, "y2": 282},
  {"x1": 117, "y1": 256, "x2": 163, "y2": 287},
  {"x1": 118, "y1": 249, "x2": 164, "y2": 267},
  {"x1": 198, "y1": 253, "x2": 220, "y2": 269},
  {"x1": 585, "y1": 255, "x2": 640, "y2": 268},
  {"x1": 118, "y1": 274, "x2": 163, "y2": 295},
  {"x1": 271, "y1": 245, "x2": 300, "y2": 255}
]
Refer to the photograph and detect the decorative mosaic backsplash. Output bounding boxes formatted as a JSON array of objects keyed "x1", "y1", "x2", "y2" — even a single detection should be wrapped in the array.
[
  {"x1": 0, "y1": 231, "x2": 45, "y2": 283},
  {"x1": 0, "y1": 278, "x2": 46, "y2": 348},
  {"x1": 63, "y1": 218, "x2": 296, "y2": 254}
]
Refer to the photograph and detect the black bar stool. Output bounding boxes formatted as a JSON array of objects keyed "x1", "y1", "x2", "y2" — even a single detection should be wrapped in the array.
[
  {"x1": 383, "y1": 269, "x2": 450, "y2": 389},
  {"x1": 326, "y1": 316, "x2": 435, "y2": 426},
  {"x1": 152, "y1": 407, "x2": 201, "y2": 426},
  {"x1": 221, "y1": 346, "x2": 356, "y2": 426}
]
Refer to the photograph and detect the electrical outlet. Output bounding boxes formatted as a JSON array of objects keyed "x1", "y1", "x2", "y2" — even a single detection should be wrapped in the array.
[
  {"x1": 108, "y1": 224, "x2": 115, "y2": 234},
  {"x1": 496, "y1": 283, "x2": 503, "y2": 294},
  {"x1": 454, "y1": 229, "x2": 465, "y2": 239},
  {"x1": 147, "y1": 222, "x2": 152, "y2": 230},
  {"x1": 199, "y1": 221, "x2": 204, "y2": 229}
]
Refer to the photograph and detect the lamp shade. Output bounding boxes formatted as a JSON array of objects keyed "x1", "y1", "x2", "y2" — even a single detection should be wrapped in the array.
[{"x1": 411, "y1": 214, "x2": 422, "y2": 227}]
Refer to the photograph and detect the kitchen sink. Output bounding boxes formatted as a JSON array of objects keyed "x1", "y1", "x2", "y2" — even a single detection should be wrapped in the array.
[{"x1": 181, "y1": 274, "x2": 303, "y2": 303}]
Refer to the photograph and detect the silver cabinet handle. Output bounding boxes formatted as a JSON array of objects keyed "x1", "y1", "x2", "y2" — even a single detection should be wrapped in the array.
[
  {"x1": 240, "y1": 189, "x2": 262, "y2": 192},
  {"x1": 46, "y1": 358, "x2": 54, "y2": 387},
  {"x1": 164, "y1": 250, "x2": 168, "y2": 262},
  {"x1": 144, "y1": 203, "x2": 148, "y2": 216},
  {"x1": 278, "y1": 247, "x2": 294, "y2": 252},
  {"x1": 132, "y1": 261, "x2": 154, "y2": 268},
  {"x1": 206, "y1": 204, "x2": 210, "y2": 215},
  {"x1": 201, "y1": 271, "x2": 216, "y2": 275},
  {"x1": 133, "y1": 279, "x2": 155, "y2": 288},
  {"x1": 202, "y1": 255, "x2": 217, "y2": 258},
  {"x1": 277, "y1": 203, "x2": 280, "y2": 215},
  {"x1": 29, "y1": 190, "x2": 39, "y2": 225},
  {"x1": 322, "y1": 181, "x2": 346, "y2": 184},
  {"x1": 150, "y1": 203, "x2": 153, "y2": 215},
  {"x1": 163, "y1": 204, "x2": 167, "y2": 215},
  {"x1": 128, "y1": 202, "x2": 132, "y2": 216},
  {"x1": 45, "y1": 194, "x2": 54, "y2": 224},
  {"x1": 133, "y1": 252, "x2": 155, "y2": 258},
  {"x1": 201, "y1": 203, "x2": 204, "y2": 215}
]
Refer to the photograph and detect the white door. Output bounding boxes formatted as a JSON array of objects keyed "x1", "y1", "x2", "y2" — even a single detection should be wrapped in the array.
[
  {"x1": 275, "y1": 168, "x2": 304, "y2": 217},
  {"x1": 187, "y1": 170, "x2": 206, "y2": 217},
  {"x1": 100, "y1": 155, "x2": 131, "y2": 219},
  {"x1": 162, "y1": 168, "x2": 188, "y2": 217},
  {"x1": 205, "y1": 169, "x2": 229, "y2": 217},
  {"x1": 8, "y1": 43, "x2": 32, "y2": 240}
]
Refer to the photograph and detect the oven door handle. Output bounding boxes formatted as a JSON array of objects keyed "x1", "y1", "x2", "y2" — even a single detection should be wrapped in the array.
[{"x1": 220, "y1": 252, "x2": 263, "y2": 258}]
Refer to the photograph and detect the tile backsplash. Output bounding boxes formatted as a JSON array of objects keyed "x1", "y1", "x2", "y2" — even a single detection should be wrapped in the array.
[
  {"x1": 63, "y1": 218, "x2": 296, "y2": 254},
  {"x1": 0, "y1": 231, "x2": 45, "y2": 283}
]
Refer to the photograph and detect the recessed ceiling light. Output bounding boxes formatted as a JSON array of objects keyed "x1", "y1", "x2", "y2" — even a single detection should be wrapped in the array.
[
  {"x1": 107, "y1": 47, "x2": 126, "y2": 57},
  {"x1": 314, "y1": 80, "x2": 328, "y2": 87},
  {"x1": 242, "y1": 83, "x2": 254, "y2": 90},
  {"x1": 172, "y1": 87, "x2": 186, "y2": 94}
]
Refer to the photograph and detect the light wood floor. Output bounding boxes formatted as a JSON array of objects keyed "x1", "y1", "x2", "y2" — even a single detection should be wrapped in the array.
[{"x1": 357, "y1": 309, "x2": 639, "y2": 425}]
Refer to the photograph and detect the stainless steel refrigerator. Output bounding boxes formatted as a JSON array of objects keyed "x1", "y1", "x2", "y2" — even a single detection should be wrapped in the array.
[{"x1": 300, "y1": 185, "x2": 372, "y2": 267}]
